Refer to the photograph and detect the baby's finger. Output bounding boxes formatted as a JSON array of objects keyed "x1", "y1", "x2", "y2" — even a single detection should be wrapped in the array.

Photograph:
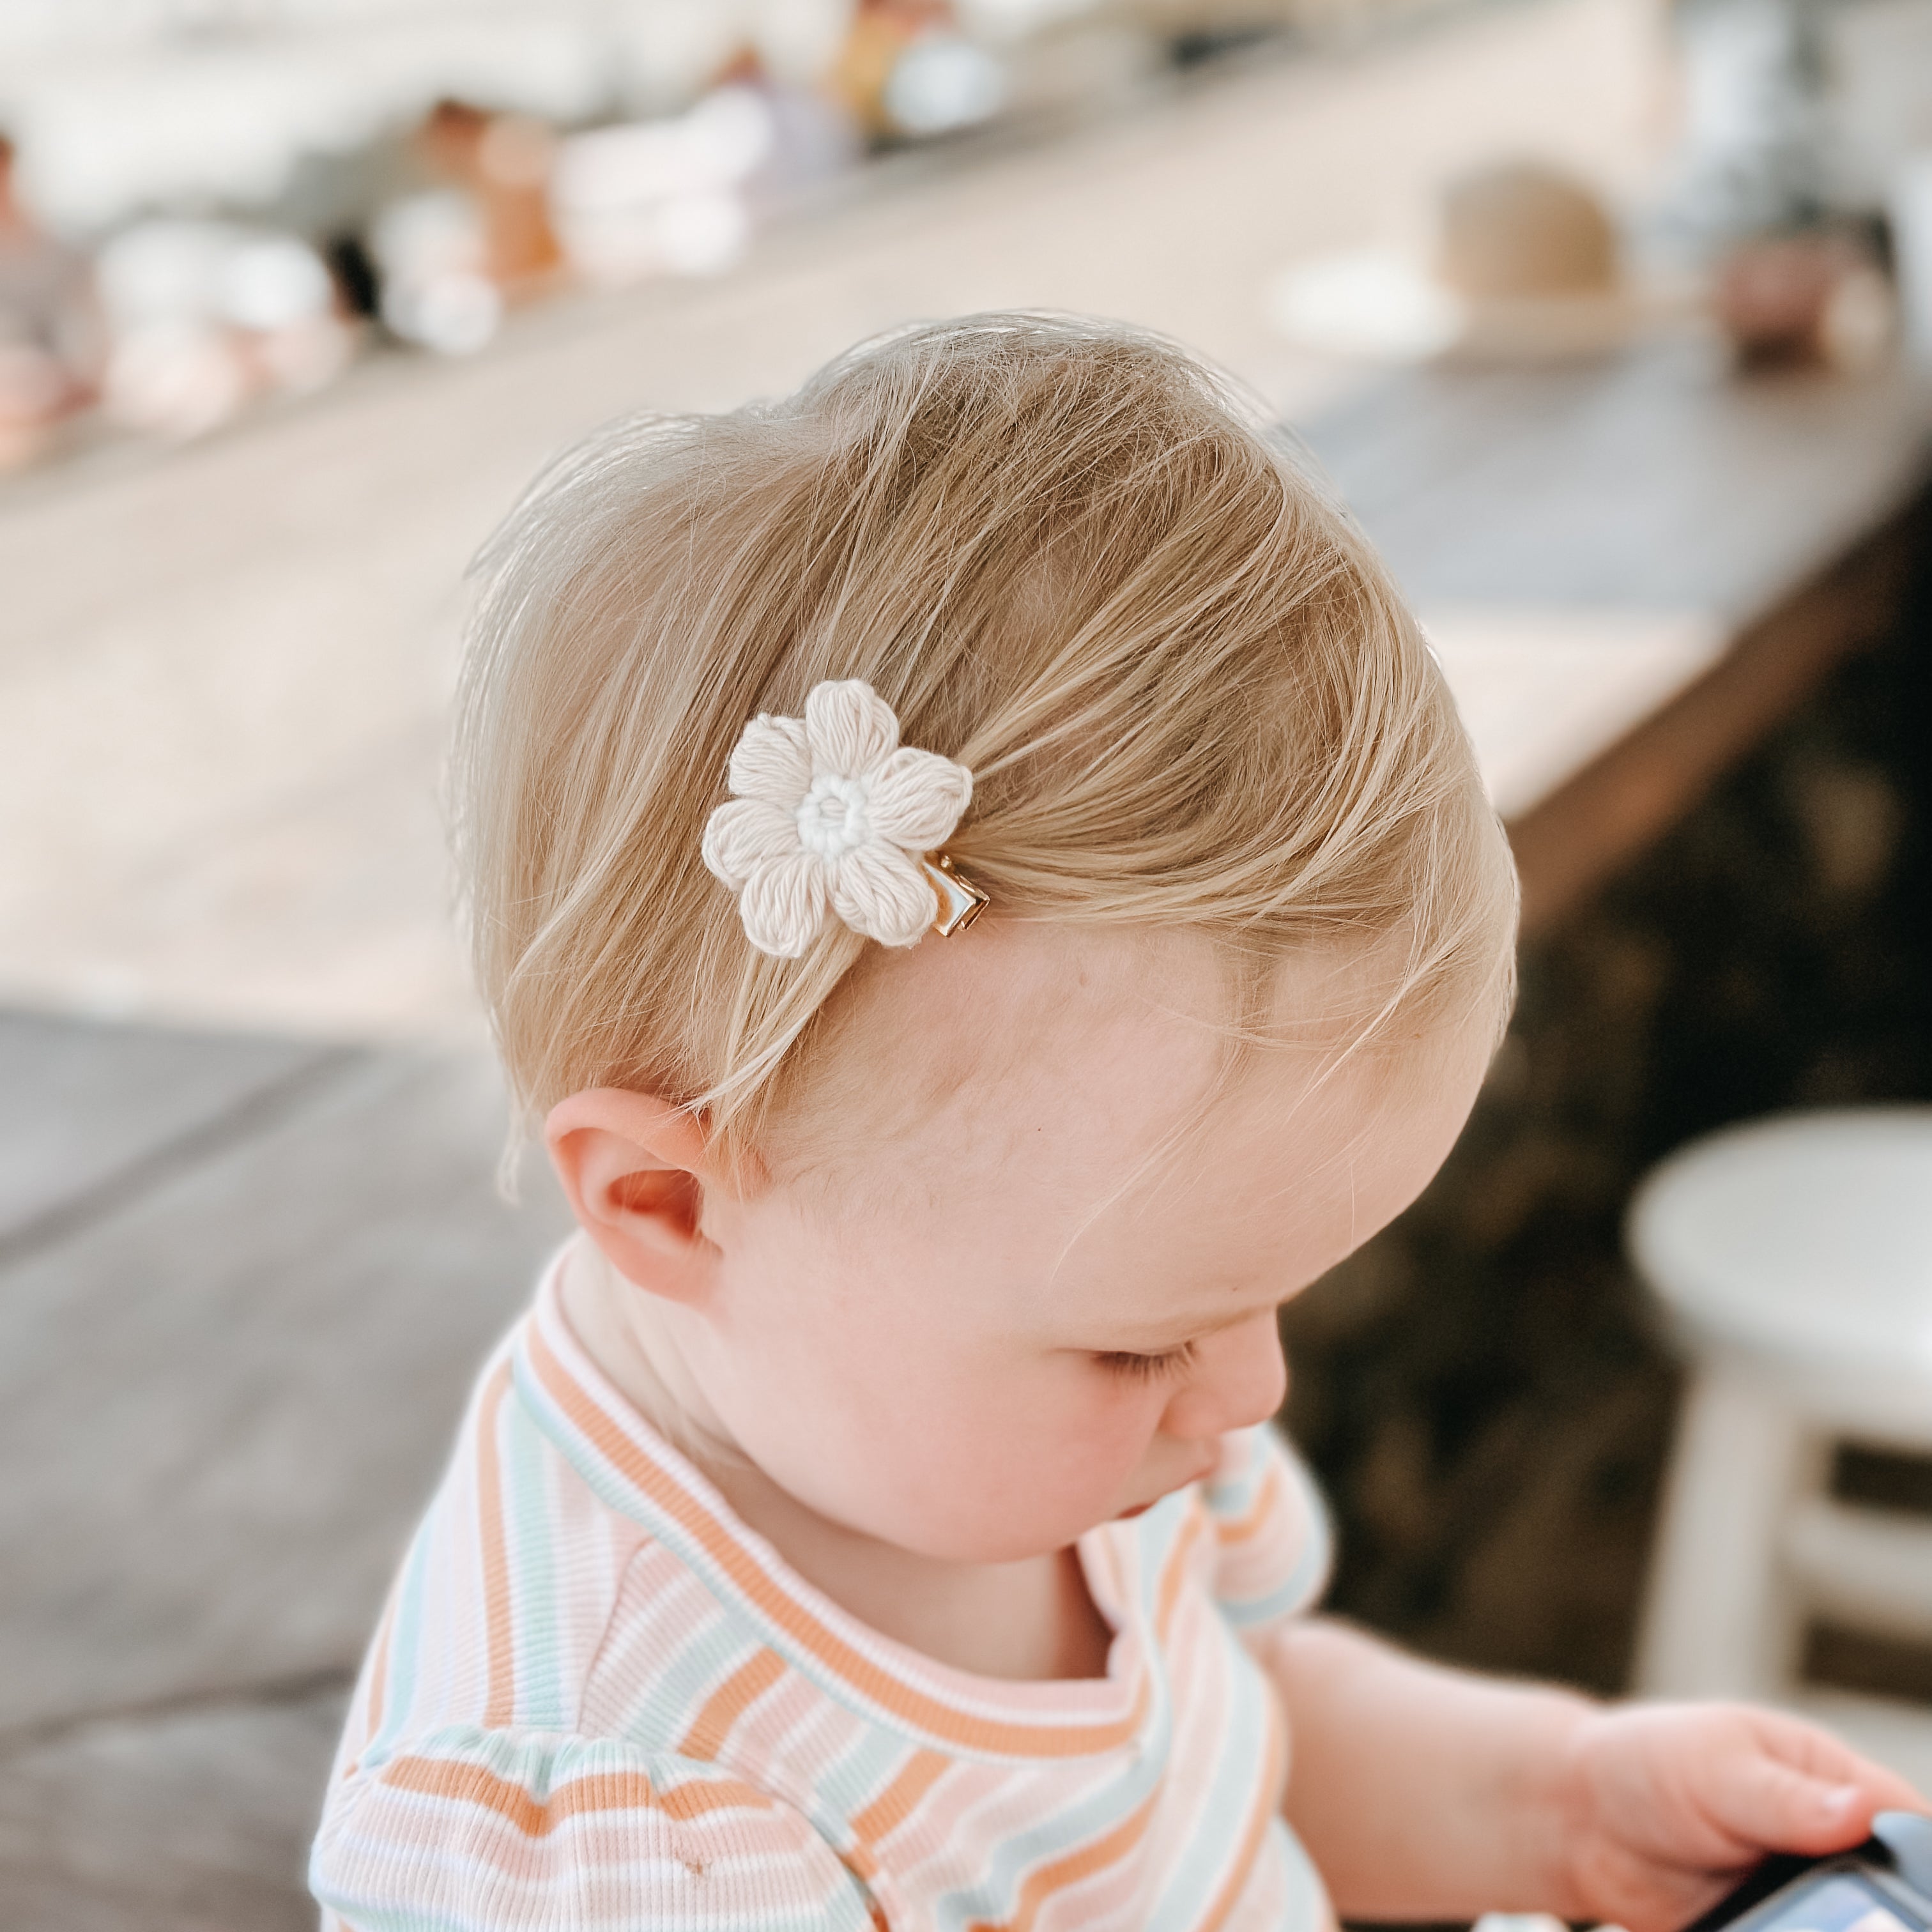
[
  {"x1": 1705, "y1": 1754, "x2": 1889, "y2": 1859},
  {"x1": 1745, "y1": 1712, "x2": 1930, "y2": 1820}
]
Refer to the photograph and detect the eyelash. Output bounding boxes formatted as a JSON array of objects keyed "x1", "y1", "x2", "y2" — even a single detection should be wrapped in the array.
[{"x1": 1094, "y1": 1342, "x2": 1199, "y2": 1382}]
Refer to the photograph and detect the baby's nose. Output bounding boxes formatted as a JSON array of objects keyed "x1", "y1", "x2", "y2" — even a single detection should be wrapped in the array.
[{"x1": 1163, "y1": 1312, "x2": 1287, "y2": 1440}]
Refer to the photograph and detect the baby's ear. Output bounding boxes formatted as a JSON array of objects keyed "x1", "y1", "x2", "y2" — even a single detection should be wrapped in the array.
[{"x1": 544, "y1": 1089, "x2": 721, "y2": 1304}]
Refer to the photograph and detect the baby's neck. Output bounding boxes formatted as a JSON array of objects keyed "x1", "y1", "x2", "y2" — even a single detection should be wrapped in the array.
[
  {"x1": 558, "y1": 1238, "x2": 1113, "y2": 1683},
  {"x1": 705, "y1": 1446, "x2": 1114, "y2": 1683}
]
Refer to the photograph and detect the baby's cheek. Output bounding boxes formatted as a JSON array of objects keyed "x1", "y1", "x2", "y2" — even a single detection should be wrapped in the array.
[
  {"x1": 897, "y1": 1388, "x2": 1146, "y2": 1551},
  {"x1": 1001, "y1": 1390, "x2": 1156, "y2": 1514}
]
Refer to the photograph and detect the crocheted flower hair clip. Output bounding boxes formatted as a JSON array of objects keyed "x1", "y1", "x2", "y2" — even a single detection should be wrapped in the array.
[{"x1": 702, "y1": 678, "x2": 989, "y2": 959}]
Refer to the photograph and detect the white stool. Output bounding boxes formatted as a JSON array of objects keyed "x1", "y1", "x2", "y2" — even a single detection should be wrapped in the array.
[{"x1": 1629, "y1": 1108, "x2": 1932, "y2": 1791}]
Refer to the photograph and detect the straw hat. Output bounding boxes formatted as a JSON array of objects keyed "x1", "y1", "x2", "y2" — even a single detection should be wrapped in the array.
[{"x1": 1268, "y1": 160, "x2": 1648, "y2": 365}]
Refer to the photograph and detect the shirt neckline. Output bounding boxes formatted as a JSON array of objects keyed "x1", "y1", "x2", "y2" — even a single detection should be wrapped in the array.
[{"x1": 513, "y1": 1251, "x2": 1172, "y2": 1761}]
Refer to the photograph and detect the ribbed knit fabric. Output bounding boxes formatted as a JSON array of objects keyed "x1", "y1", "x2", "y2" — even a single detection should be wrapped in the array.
[{"x1": 310, "y1": 1254, "x2": 1335, "y2": 1931}]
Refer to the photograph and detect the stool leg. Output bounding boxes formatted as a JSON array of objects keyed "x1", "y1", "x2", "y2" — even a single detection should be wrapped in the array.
[{"x1": 1636, "y1": 1359, "x2": 1820, "y2": 1701}]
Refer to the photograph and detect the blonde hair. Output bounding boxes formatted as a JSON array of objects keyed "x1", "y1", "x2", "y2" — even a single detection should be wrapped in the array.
[{"x1": 452, "y1": 312, "x2": 1517, "y2": 1172}]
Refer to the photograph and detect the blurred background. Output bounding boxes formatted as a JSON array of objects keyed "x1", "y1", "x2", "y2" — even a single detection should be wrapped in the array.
[{"x1": 3, "y1": 0, "x2": 1932, "y2": 1926}]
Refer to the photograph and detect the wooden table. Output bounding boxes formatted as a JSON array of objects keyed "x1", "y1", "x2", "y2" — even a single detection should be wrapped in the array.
[{"x1": 1301, "y1": 337, "x2": 1932, "y2": 933}]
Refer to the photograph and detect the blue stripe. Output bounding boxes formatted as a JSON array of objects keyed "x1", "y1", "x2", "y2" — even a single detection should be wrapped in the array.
[
  {"x1": 1220, "y1": 1455, "x2": 1333, "y2": 1627},
  {"x1": 798, "y1": 1719, "x2": 916, "y2": 1836},
  {"x1": 500, "y1": 1390, "x2": 568, "y2": 1728},
  {"x1": 622, "y1": 1616, "x2": 767, "y2": 1756},
  {"x1": 1145, "y1": 1621, "x2": 1273, "y2": 1927}
]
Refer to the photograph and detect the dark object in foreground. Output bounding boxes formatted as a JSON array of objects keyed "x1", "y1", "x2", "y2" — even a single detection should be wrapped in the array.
[{"x1": 1682, "y1": 1814, "x2": 1932, "y2": 1932}]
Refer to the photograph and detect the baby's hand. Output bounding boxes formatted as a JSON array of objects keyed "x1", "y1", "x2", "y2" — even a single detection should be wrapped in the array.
[{"x1": 1552, "y1": 1702, "x2": 1927, "y2": 1932}]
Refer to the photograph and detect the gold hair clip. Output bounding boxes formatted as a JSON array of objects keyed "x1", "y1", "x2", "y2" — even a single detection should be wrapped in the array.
[{"x1": 921, "y1": 853, "x2": 988, "y2": 937}]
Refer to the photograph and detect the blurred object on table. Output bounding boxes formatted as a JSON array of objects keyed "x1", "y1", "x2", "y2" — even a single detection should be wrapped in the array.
[
  {"x1": 1712, "y1": 229, "x2": 1896, "y2": 372},
  {"x1": 368, "y1": 187, "x2": 500, "y2": 358},
  {"x1": 0, "y1": 0, "x2": 1354, "y2": 471},
  {"x1": 1439, "y1": 158, "x2": 1619, "y2": 300},
  {"x1": 0, "y1": 135, "x2": 100, "y2": 471},
  {"x1": 1266, "y1": 245, "x2": 1466, "y2": 361},
  {"x1": 0, "y1": 11, "x2": 609, "y2": 241},
  {"x1": 832, "y1": 0, "x2": 1009, "y2": 143},
  {"x1": 1652, "y1": 0, "x2": 1932, "y2": 379},
  {"x1": 1268, "y1": 158, "x2": 1654, "y2": 365},
  {"x1": 1666, "y1": 0, "x2": 1828, "y2": 245},
  {"x1": 721, "y1": 48, "x2": 866, "y2": 218},
  {"x1": 1815, "y1": 0, "x2": 1932, "y2": 229},
  {"x1": 95, "y1": 220, "x2": 351, "y2": 439},
  {"x1": 1270, "y1": 0, "x2": 1932, "y2": 381},
  {"x1": 1435, "y1": 158, "x2": 1647, "y2": 362},
  {"x1": 550, "y1": 78, "x2": 816, "y2": 290},
  {"x1": 1894, "y1": 153, "x2": 1932, "y2": 367},
  {"x1": 420, "y1": 100, "x2": 563, "y2": 295},
  {"x1": 1663, "y1": 0, "x2": 1930, "y2": 370},
  {"x1": 368, "y1": 98, "x2": 562, "y2": 355}
]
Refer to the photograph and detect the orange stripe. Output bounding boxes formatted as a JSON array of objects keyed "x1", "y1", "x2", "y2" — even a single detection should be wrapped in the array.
[
  {"x1": 1214, "y1": 1463, "x2": 1285, "y2": 1545},
  {"x1": 477, "y1": 1360, "x2": 517, "y2": 1729},
  {"x1": 381, "y1": 1752, "x2": 775, "y2": 1836},
  {"x1": 1197, "y1": 1695, "x2": 1289, "y2": 1932},
  {"x1": 677, "y1": 1648, "x2": 786, "y2": 1760},
  {"x1": 965, "y1": 1786, "x2": 1160, "y2": 1932},
  {"x1": 526, "y1": 1324, "x2": 1146, "y2": 1758},
  {"x1": 344, "y1": 1593, "x2": 399, "y2": 1779},
  {"x1": 848, "y1": 1749, "x2": 949, "y2": 1850},
  {"x1": 1156, "y1": 1505, "x2": 1207, "y2": 1641}
]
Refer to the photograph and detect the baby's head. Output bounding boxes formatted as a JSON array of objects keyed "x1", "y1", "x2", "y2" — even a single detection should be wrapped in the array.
[{"x1": 453, "y1": 313, "x2": 1517, "y2": 1563}]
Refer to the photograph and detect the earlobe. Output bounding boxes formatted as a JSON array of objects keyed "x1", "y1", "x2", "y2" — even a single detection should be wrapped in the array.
[{"x1": 544, "y1": 1089, "x2": 721, "y2": 1305}]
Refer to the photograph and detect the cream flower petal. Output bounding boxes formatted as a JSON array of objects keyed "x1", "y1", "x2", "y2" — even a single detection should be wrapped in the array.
[
  {"x1": 806, "y1": 679, "x2": 898, "y2": 780},
  {"x1": 866, "y1": 746, "x2": 973, "y2": 851},
  {"x1": 701, "y1": 798, "x2": 797, "y2": 893},
  {"x1": 728, "y1": 714, "x2": 811, "y2": 809},
  {"x1": 831, "y1": 842, "x2": 937, "y2": 949},
  {"x1": 739, "y1": 853, "x2": 829, "y2": 958},
  {"x1": 709, "y1": 678, "x2": 979, "y2": 953}
]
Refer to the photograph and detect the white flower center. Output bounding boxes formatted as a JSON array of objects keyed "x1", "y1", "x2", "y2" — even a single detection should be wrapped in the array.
[{"x1": 795, "y1": 773, "x2": 873, "y2": 861}]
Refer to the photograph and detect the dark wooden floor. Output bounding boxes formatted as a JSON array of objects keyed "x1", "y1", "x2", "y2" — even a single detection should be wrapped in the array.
[{"x1": 0, "y1": 1012, "x2": 571, "y2": 1929}]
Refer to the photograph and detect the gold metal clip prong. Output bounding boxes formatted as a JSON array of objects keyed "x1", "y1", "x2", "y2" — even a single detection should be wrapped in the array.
[{"x1": 921, "y1": 853, "x2": 989, "y2": 937}]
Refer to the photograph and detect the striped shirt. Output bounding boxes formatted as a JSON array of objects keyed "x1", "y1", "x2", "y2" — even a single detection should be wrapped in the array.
[{"x1": 312, "y1": 1254, "x2": 1335, "y2": 1931}]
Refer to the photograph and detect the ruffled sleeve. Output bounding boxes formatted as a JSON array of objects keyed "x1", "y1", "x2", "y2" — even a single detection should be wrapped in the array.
[
  {"x1": 1201, "y1": 1423, "x2": 1333, "y2": 1641},
  {"x1": 312, "y1": 1726, "x2": 880, "y2": 1931}
]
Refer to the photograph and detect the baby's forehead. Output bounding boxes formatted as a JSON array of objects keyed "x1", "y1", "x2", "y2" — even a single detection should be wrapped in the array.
[
  {"x1": 771, "y1": 923, "x2": 1392, "y2": 1196},
  {"x1": 842, "y1": 919, "x2": 1218, "y2": 1091}
]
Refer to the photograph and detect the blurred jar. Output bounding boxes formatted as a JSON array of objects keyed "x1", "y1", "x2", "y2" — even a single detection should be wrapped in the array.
[
  {"x1": 833, "y1": 0, "x2": 1008, "y2": 144},
  {"x1": 550, "y1": 86, "x2": 776, "y2": 286},
  {"x1": 0, "y1": 134, "x2": 102, "y2": 470},
  {"x1": 95, "y1": 220, "x2": 351, "y2": 439},
  {"x1": 369, "y1": 190, "x2": 502, "y2": 355},
  {"x1": 372, "y1": 100, "x2": 567, "y2": 354},
  {"x1": 418, "y1": 100, "x2": 564, "y2": 293},
  {"x1": 1893, "y1": 153, "x2": 1932, "y2": 368},
  {"x1": 1711, "y1": 231, "x2": 1895, "y2": 372}
]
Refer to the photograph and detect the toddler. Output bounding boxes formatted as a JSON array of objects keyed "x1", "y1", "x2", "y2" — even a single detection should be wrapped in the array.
[{"x1": 311, "y1": 314, "x2": 1919, "y2": 1931}]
